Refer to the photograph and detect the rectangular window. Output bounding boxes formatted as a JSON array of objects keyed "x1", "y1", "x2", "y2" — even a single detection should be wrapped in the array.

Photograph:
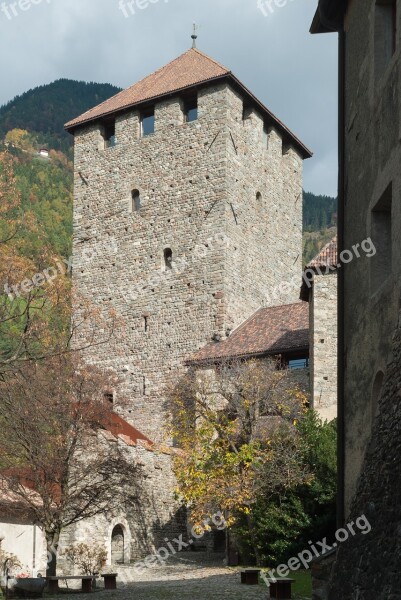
[
  {"x1": 288, "y1": 358, "x2": 309, "y2": 370},
  {"x1": 140, "y1": 108, "x2": 155, "y2": 137},
  {"x1": 102, "y1": 122, "x2": 116, "y2": 148},
  {"x1": 371, "y1": 183, "x2": 392, "y2": 292},
  {"x1": 184, "y1": 96, "x2": 198, "y2": 123},
  {"x1": 243, "y1": 104, "x2": 252, "y2": 121},
  {"x1": 375, "y1": 0, "x2": 397, "y2": 79}
]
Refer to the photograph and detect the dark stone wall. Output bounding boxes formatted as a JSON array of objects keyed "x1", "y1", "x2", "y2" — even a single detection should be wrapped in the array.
[{"x1": 329, "y1": 314, "x2": 401, "y2": 599}]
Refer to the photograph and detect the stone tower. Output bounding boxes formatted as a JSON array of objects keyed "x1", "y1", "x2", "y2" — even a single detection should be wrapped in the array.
[{"x1": 66, "y1": 47, "x2": 312, "y2": 440}]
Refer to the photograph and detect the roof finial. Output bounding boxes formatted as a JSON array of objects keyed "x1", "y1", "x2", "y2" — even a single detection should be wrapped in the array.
[{"x1": 191, "y1": 23, "x2": 198, "y2": 49}]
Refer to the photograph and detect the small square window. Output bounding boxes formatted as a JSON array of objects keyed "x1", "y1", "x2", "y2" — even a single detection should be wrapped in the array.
[
  {"x1": 184, "y1": 97, "x2": 198, "y2": 123},
  {"x1": 141, "y1": 109, "x2": 155, "y2": 137}
]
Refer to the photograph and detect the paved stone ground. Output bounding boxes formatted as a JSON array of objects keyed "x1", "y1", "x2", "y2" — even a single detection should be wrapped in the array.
[
  {"x1": 1, "y1": 554, "x2": 310, "y2": 600},
  {"x1": 51, "y1": 562, "x2": 269, "y2": 600}
]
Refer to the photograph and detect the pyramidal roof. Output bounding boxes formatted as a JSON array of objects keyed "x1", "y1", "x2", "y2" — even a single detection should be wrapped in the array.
[
  {"x1": 65, "y1": 47, "x2": 311, "y2": 158},
  {"x1": 65, "y1": 49, "x2": 229, "y2": 129}
]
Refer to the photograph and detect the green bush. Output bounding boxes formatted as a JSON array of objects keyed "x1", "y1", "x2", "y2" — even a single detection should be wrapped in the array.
[{"x1": 234, "y1": 411, "x2": 337, "y2": 566}]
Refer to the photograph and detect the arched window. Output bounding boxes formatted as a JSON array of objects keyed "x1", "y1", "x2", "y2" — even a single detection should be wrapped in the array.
[
  {"x1": 256, "y1": 192, "x2": 262, "y2": 201},
  {"x1": 164, "y1": 248, "x2": 173, "y2": 270},
  {"x1": 131, "y1": 189, "x2": 141, "y2": 212}
]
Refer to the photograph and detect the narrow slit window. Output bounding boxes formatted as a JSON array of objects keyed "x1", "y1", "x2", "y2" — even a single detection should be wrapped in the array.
[
  {"x1": 140, "y1": 108, "x2": 155, "y2": 137},
  {"x1": 132, "y1": 189, "x2": 141, "y2": 212},
  {"x1": 144, "y1": 316, "x2": 148, "y2": 332},
  {"x1": 164, "y1": 248, "x2": 173, "y2": 270}
]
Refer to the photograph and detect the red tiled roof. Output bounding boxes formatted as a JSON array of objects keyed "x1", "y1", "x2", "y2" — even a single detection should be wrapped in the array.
[
  {"x1": 300, "y1": 235, "x2": 338, "y2": 301},
  {"x1": 65, "y1": 49, "x2": 229, "y2": 129},
  {"x1": 307, "y1": 235, "x2": 338, "y2": 268},
  {"x1": 187, "y1": 302, "x2": 309, "y2": 364},
  {"x1": 65, "y1": 48, "x2": 312, "y2": 159}
]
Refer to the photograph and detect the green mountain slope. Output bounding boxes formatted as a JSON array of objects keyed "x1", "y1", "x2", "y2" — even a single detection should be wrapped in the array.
[
  {"x1": 303, "y1": 191, "x2": 337, "y2": 232},
  {"x1": 0, "y1": 79, "x2": 121, "y2": 156}
]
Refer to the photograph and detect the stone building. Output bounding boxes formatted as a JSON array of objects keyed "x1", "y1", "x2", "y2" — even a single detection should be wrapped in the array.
[
  {"x1": 0, "y1": 417, "x2": 186, "y2": 575},
  {"x1": 65, "y1": 46, "x2": 311, "y2": 442},
  {"x1": 62, "y1": 44, "x2": 313, "y2": 567},
  {"x1": 301, "y1": 236, "x2": 338, "y2": 422},
  {"x1": 311, "y1": 1, "x2": 401, "y2": 598}
]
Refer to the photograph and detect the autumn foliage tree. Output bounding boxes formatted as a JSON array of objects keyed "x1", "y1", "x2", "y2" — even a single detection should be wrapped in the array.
[
  {"x1": 0, "y1": 355, "x2": 141, "y2": 576},
  {"x1": 168, "y1": 359, "x2": 312, "y2": 564},
  {"x1": 0, "y1": 150, "x2": 117, "y2": 378}
]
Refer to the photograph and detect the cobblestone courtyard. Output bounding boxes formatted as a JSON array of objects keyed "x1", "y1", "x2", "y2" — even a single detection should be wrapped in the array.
[{"x1": 51, "y1": 559, "x2": 310, "y2": 600}]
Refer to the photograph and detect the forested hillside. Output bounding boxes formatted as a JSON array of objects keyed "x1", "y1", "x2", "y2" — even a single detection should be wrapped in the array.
[
  {"x1": 3, "y1": 130, "x2": 73, "y2": 259},
  {"x1": 303, "y1": 192, "x2": 337, "y2": 232},
  {"x1": 0, "y1": 79, "x2": 121, "y2": 156},
  {"x1": 0, "y1": 79, "x2": 338, "y2": 266},
  {"x1": 303, "y1": 193, "x2": 337, "y2": 263}
]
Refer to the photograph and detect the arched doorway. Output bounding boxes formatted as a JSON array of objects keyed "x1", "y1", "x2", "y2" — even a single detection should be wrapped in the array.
[{"x1": 111, "y1": 525, "x2": 125, "y2": 564}]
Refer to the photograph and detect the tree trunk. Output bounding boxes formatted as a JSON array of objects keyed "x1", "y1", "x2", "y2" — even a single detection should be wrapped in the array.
[{"x1": 46, "y1": 531, "x2": 60, "y2": 577}]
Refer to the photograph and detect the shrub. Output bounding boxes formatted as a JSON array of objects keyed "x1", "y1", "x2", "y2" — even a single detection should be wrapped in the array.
[{"x1": 63, "y1": 543, "x2": 107, "y2": 576}]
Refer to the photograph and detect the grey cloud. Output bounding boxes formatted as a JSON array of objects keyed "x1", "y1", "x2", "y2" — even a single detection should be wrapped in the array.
[{"x1": 0, "y1": 0, "x2": 338, "y2": 195}]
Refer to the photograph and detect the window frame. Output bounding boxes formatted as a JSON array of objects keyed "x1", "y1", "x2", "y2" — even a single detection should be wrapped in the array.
[
  {"x1": 102, "y1": 121, "x2": 116, "y2": 149},
  {"x1": 140, "y1": 107, "x2": 155, "y2": 137},
  {"x1": 183, "y1": 95, "x2": 198, "y2": 123}
]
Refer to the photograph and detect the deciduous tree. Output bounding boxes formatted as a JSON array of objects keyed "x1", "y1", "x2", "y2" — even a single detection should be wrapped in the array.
[
  {"x1": 168, "y1": 359, "x2": 311, "y2": 564},
  {"x1": 0, "y1": 355, "x2": 141, "y2": 576}
]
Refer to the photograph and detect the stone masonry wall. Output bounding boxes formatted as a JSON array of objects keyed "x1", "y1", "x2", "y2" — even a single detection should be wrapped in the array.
[
  {"x1": 342, "y1": 0, "x2": 401, "y2": 514},
  {"x1": 310, "y1": 272, "x2": 337, "y2": 422},
  {"x1": 58, "y1": 436, "x2": 185, "y2": 572},
  {"x1": 224, "y1": 94, "x2": 304, "y2": 330},
  {"x1": 328, "y1": 310, "x2": 401, "y2": 600},
  {"x1": 72, "y1": 81, "x2": 303, "y2": 442}
]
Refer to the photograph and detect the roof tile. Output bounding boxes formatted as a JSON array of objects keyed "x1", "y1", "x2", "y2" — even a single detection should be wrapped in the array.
[
  {"x1": 65, "y1": 49, "x2": 229, "y2": 129},
  {"x1": 187, "y1": 302, "x2": 309, "y2": 364},
  {"x1": 307, "y1": 235, "x2": 338, "y2": 268},
  {"x1": 64, "y1": 48, "x2": 312, "y2": 158}
]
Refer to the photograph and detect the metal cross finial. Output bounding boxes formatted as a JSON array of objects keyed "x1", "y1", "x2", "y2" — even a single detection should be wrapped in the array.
[{"x1": 191, "y1": 23, "x2": 198, "y2": 49}]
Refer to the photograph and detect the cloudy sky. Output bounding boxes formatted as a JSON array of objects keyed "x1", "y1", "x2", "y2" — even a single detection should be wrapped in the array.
[{"x1": 0, "y1": 0, "x2": 338, "y2": 196}]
